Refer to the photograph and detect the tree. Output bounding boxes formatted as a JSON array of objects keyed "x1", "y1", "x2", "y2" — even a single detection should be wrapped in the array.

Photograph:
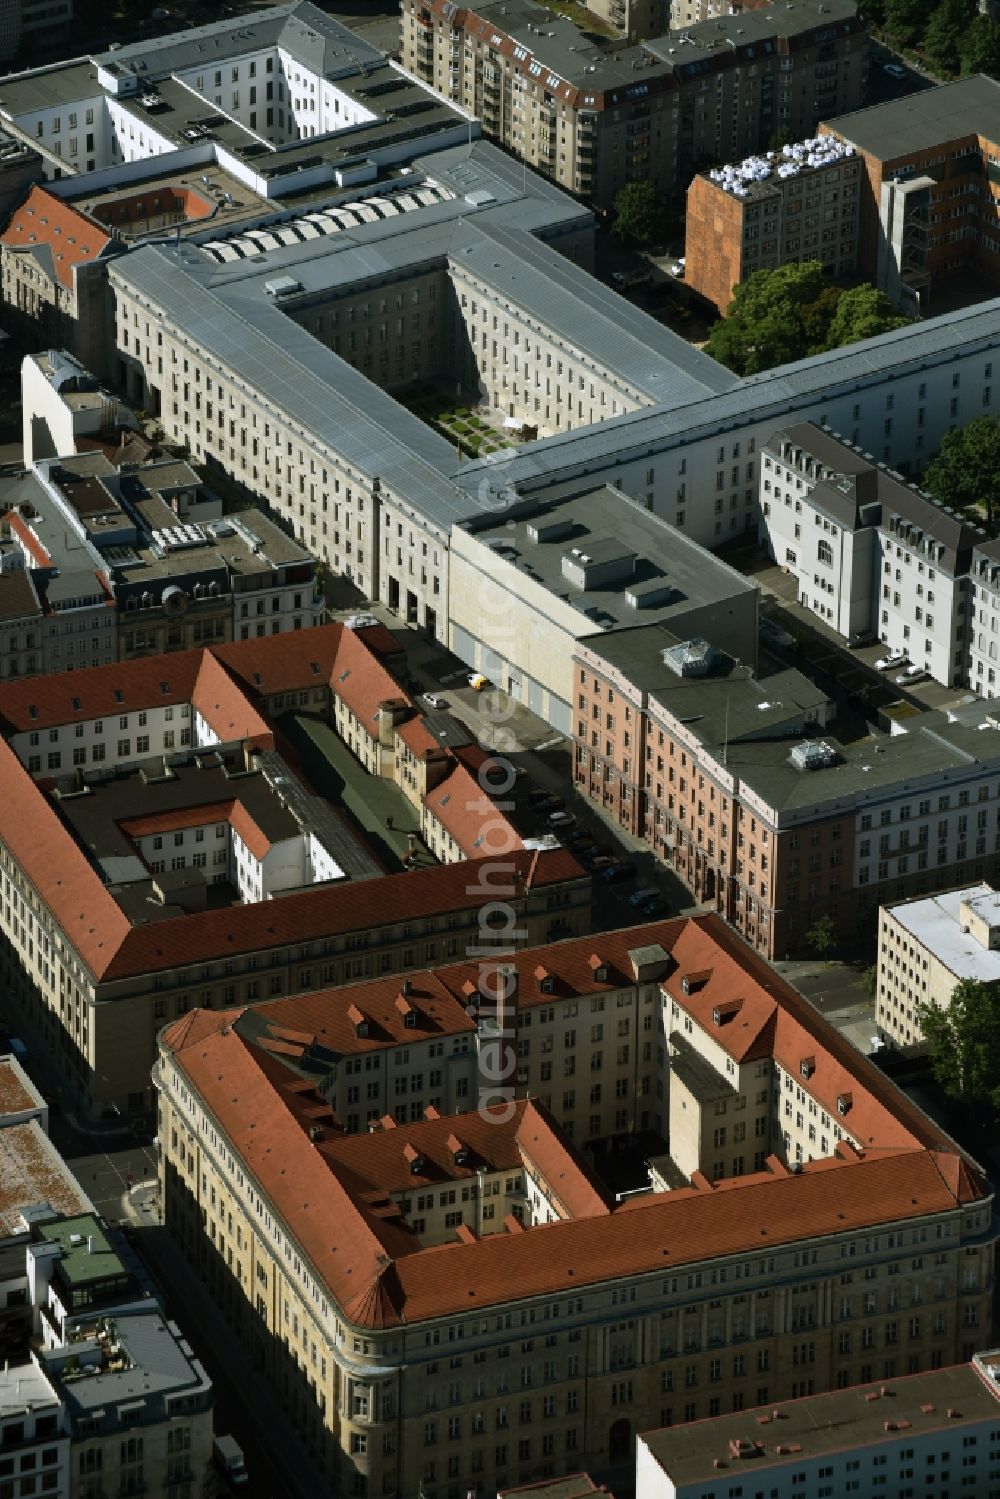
[
  {"x1": 923, "y1": 417, "x2": 1000, "y2": 527},
  {"x1": 915, "y1": 978, "x2": 1000, "y2": 1116},
  {"x1": 922, "y1": 0, "x2": 972, "y2": 71},
  {"x1": 824, "y1": 284, "x2": 912, "y2": 350},
  {"x1": 704, "y1": 260, "x2": 829, "y2": 375},
  {"x1": 959, "y1": 14, "x2": 1000, "y2": 74},
  {"x1": 612, "y1": 181, "x2": 662, "y2": 247},
  {"x1": 768, "y1": 124, "x2": 798, "y2": 152},
  {"x1": 805, "y1": 914, "x2": 836, "y2": 961},
  {"x1": 882, "y1": 0, "x2": 926, "y2": 44}
]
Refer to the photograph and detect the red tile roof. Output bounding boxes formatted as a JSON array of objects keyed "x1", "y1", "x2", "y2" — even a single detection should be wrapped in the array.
[
  {"x1": 665, "y1": 918, "x2": 946, "y2": 1153},
  {"x1": 163, "y1": 996, "x2": 984, "y2": 1326},
  {"x1": 0, "y1": 628, "x2": 585, "y2": 981},
  {"x1": 0, "y1": 651, "x2": 203, "y2": 734},
  {"x1": 102, "y1": 847, "x2": 582, "y2": 982},
  {"x1": 329, "y1": 624, "x2": 408, "y2": 729},
  {"x1": 191, "y1": 652, "x2": 272, "y2": 745},
  {"x1": 119, "y1": 801, "x2": 237, "y2": 841},
  {"x1": 424, "y1": 762, "x2": 524, "y2": 858},
  {"x1": 2, "y1": 186, "x2": 111, "y2": 291},
  {"x1": 398, "y1": 715, "x2": 442, "y2": 759},
  {"x1": 250, "y1": 969, "x2": 476, "y2": 1054}
]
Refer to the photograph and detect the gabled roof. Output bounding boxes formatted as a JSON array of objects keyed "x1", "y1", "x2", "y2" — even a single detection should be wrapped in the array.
[
  {"x1": 2, "y1": 186, "x2": 111, "y2": 291},
  {"x1": 424, "y1": 762, "x2": 524, "y2": 857}
]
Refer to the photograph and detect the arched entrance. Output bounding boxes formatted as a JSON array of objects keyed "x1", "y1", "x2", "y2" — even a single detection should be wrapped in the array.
[{"x1": 609, "y1": 1417, "x2": 632, "y2": 1463}]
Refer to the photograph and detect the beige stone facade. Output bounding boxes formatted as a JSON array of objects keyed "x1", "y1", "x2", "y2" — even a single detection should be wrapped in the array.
[
  {"x1": 877, "y1": 883, "x2": 1000, "y2": 1050},
  {"x1": 155, "y1": 912, "x2": 997, "y2": 1499}
]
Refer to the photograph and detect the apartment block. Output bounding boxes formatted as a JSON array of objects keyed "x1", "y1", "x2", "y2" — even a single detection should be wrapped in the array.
[
  {"x1": 572, "y1": 623, "x2": 1000, "y2": 958},
  {"x1": 685, "y1": 135, "x2": 860, "y2": 313},
  {"x1": 876, "y1": 883, "x2": 1000, "y2": 1050},
  {"x1": 0, "y1": 625, "x2": 587, "y2": 1118},
  {"x1": 155, "y1": 909, "x2": 996, "y2": 1499},
  {"x1": 402, "y1": 0, "x2": 866, "y2": 208},
  {"x1": 822, "y1": 74, "x2": 1000, "y2": 313},
  {"x1": 759, "y1": 423, "x2": 984, "y2": 687},
  {"x1": 637, "y1": 1350, "x2": 1000, "y2": 1499},
  {"x1": 0, "y1": 448, "x2": 322, "y2": 681}
]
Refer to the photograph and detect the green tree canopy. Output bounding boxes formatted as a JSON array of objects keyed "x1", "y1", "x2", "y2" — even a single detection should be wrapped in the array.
[
  {"x1": 882, "y1": 0, "x2": 925, "y2": 44},
  {"x1": 922, "y1": 0, "x2": 970, "y2": 70},
  {"x1": 704, "y1": 263, "x2": 913, "y2": 376},
  {"x1": 805, "y1": 914, "x2": 836, "y2": 961},
  {"x1": 915, "y1": 978, "x2": 1000, "y2": 1115},
  {"x1": 612, "y1": 180, "x2": 662, "y2": 247},
  {"x1": 923, "y1": 417, "x2": 1000, "y2": 526},
  {"x1": 823, "y1": 284, "x2": 911, "y2": 348},
  {"x1": 959, "y1": 13, "x2": 1000, "y2": 73}
]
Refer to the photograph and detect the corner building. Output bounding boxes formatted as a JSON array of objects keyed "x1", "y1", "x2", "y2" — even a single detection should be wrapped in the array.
[{"x1": 156, "y1": 912, "x2": 996, "y2": 1499}]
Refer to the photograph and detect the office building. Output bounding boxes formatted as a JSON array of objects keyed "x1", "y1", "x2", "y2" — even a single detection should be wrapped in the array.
[
  {"x1": 876, "y1": 882, "x2": 1000, "y2": 1050},
  {"x1": 0, "y1": 447, "x2": 323, "y2": 681},
  {"x1": 156, "y1": 909, "x2": 995, "y2": 1499},
  {"x1": 637, "y1": 1350, "x2": 1000, "y2": 1499},
  {"x1": 402, "y1": 0, "x2": 866, "y2": 207},
  {"x1": 685, "y1": 135, "x2": 861, "y2": 313},
  {"x1": 572, "y1": 623, "x2": 1000, "y2": 957},
  {"x1": 449, "y1": 481, "x2": 759, "y2": 732},
  {"x1": 822, "y1": 75, "x2": 1000, "y2": 312}
]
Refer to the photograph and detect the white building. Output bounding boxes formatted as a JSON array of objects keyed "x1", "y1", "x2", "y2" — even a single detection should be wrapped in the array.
[
  {"x1": 636, "y1": 1349, "x2": 1000, "y2": 1499},
  {"x1": 760, "y1": 423, "x2": 983, "y2": 686},
  {"x1": 21, "y1": 350, "x2": 135, "y2": 466},
  {"x1": 877, "y1": 882, "x2": 1000, "y2": 1049},
  {"x1": 0, "y1": 1358, "x2": 70, "y2": 1499}
]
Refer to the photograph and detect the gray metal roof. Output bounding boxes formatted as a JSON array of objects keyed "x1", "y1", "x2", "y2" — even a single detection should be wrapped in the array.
[
  {"x1": 825, "y1": 73, "x2": 1000, "y2": 161},
  {"x1": 55, "y1": 1310, "x2": 211, "y2": 1417}
]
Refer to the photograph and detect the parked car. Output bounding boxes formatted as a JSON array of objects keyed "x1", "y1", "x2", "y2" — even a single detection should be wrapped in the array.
[
  {"x1": 760, "y1": 617, "x2": 796, "y2": 649},
  {"x1": 575, "y1": 842, "x2": 599, "y2": 860},
  {"x1": 467, "y1": 673, "x2": 491, "y2": 691},
  {"x1": 628, "y1": 886, "x2": 661, "y2": 908},
  {"x1": 213, "y1": 1435, "x2": 248, "y2": 1488},
  {"x1": 548, "y1": 810, "x2": 575, "y2": 827},
  {"x1": 589, "y1": 854, "x2": 615, "y2": 869},
  {"x1": 875, "y1": 650, "x2": 908, "y2": 671},
  {"x1": 669, "y1": 258, "x2": 686, "y2": 277},
  {"x1": 600, "y1": 862, "x2": 637, "y2": 883},
  {"x1": 422, "y1": 692, "x2": 447, "y2": 710},
  {"x1": 883, "y1": 61, "x2": 907, "y2": 79},
  {"x1": 847, "y1": 630, "x2": 874, "y2": 648},
  {"x1": 640, "y1": 898, "x2": 665, "y2": 916},
  {"x1": 612, "y1": 267, "x2": 651, "y2": 290},
  {"x1": 535, "y1": 795, "x2": 564, "y2": 812},
  {"x1": 895, "y1": 665, "x2": 926, "y2": 684}
]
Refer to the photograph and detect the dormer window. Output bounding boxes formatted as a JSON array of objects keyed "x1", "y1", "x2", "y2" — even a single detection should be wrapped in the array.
[
  {"x1": 540, "y1": 977, "x2": 554, "y2": 994},
  {"x1": 837, "y1": 1092, "x2": 852, "y2": 1116},
  {"x1": 594, "y1": 965, "x2": 608, "y2": 982},
  {"x1": 404, "y1": 1011, "x2": 416, "y2": 1029},
  {"x1": 800, "y1": 1057, "x2": 815, "y2": 1079}
]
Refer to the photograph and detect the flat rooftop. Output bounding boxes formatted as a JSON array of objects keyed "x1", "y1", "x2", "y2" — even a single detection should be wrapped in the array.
[
  {"x1": 0, "y1": 1360, "x2": 59, "y2": 1419},
  {"x1": 36, "y1": 1213, "x2": 125, "y2": 1287},
  {"x1": 639, "y1": 1362, "x2": 1000, "y2": 1486},
  {"x1": 586, "y1": 628, "x2": 1000, "y2": 818},
  {"x1": 0, "y1": 1054, "x2": 45, "y2": 1119},
  {"x1": 885, "y1": 883, "x2": 1000, "y2": 983},
  {"x1": 823, "y1": 73, "x2": 1000, "y2": 160},
  {"x1": 52, "y1": 1309, "x2": 211, "y2": 1413},
  {"x1": 0, "y1": 1121, "x2": 93, "y2": 1236},
  {"x1": 55, "y1": 751, "x2": 301, "y2": 884},
  {"x1": 461, "y1": 482, "x2": 755, "y2": 633}
]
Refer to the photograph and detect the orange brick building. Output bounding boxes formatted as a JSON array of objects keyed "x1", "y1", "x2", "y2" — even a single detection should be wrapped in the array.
[
  {"x1": 821, "y1": 74, "x2": 1000, "y2": 312},
  {"x1": 685, "y1": 137, "x2": 861, "y2": 312}
]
